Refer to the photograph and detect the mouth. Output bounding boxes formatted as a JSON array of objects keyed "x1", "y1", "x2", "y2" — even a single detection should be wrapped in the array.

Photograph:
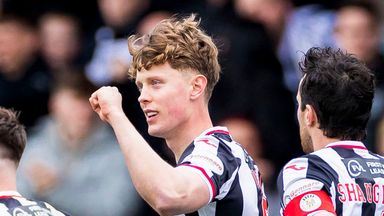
[{"x1": 144, "y1": 110, "x2": 158, "y2": 121}]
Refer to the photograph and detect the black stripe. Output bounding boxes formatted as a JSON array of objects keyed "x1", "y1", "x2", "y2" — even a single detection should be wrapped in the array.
[
  {"x1": 177, "y1": 141, "x2": 196, "y2": 165},
  {"x1": 0, "y1": 198, "x2": 22, "y2": 210},
  {"x1": 215, "y1": 174, "x2": 243, "y2": 216}
]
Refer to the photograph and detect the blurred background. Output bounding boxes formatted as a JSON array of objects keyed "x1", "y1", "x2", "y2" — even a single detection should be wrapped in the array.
[{"x1": 0, "y1": 0, "x2": 383, "y2": 215}]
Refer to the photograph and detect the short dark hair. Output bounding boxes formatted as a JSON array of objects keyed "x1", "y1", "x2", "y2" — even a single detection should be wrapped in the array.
[
  {"x1": 0, "y1": 107, "x2": 27, "y2": 164},
  {"x1": 299, "y1": 47, "x2": 375, "y2": 141}
]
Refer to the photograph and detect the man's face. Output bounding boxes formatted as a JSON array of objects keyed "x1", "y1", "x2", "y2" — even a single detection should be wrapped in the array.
[
  {"x1": 51, "y1": 89, "x2": 95, "y2": 141},
  {"x1": 297, "y1": 79, "x2": 314, "y2": 153},
  {"x1": 0, "y1": 22, "x2": 37, "y2": 74},
  {"x1": 135, "y1": 63, "x2": 194, "y2": 138},
  {"x1": 334, "y1": 6, "x2": 379, "y2": 63}
]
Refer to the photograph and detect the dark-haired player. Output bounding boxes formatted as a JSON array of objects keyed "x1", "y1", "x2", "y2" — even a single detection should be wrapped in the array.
[{"x1": 278, "y1": 47, "x2": 384, "y2": 215}]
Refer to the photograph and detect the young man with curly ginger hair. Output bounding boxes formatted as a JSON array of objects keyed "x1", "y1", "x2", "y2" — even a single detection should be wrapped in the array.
[{"x1": 89, "y1": 14, "x2": 268, "y2": 215}]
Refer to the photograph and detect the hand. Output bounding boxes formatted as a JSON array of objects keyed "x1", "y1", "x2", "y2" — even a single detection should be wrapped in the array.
[{"x1": 89, "y1": 86, "x2": 124, "y2": 123}]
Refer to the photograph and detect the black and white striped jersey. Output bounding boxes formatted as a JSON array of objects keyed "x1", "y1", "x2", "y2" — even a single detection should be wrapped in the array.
[
  {"x1": 277, "y1": 141, "x2": 384, "y2": 215},
  {"x1": 0, "y1": 191, "x2": 69, "y2": 216},
  {"x1": 177, "y1": 126, "x2": 268, "y2": 216}
]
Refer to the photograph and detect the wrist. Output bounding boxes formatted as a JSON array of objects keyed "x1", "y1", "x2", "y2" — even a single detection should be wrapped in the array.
[{"x1": 107, "y1": 109, "x2": 126, "y2": 123}]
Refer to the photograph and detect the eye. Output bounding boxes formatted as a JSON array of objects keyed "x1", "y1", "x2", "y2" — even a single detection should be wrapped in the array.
[{"x1": 151, "y1": 79, "x2": 161, "y2": 86}]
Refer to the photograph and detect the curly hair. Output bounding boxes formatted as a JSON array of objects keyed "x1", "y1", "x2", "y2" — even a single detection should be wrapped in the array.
[
  {"x1": 0, "y1": 107, "x2": 26, "y2": 164},
  {"x1": 128, "y1": 14, "x2": 221, "y2": 100},
  {"x1": 299, "y1": 47, "x2": 375, "y2": 141}
]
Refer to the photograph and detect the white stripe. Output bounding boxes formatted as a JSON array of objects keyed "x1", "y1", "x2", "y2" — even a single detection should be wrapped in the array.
[
  {"x1": 0, "y1": 203, "x2": 11, "y2": 216},
  {"x1": 282, "y1": 157, "x2": 309, "y2": 190},
  {"x1": 197, "y1": 202, "x2": 216, "y2": 216}
]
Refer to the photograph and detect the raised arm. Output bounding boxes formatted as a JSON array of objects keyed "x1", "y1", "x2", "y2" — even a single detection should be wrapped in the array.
[{"x1": 89, "y1": 86, "x2": 210, "y2": 215}]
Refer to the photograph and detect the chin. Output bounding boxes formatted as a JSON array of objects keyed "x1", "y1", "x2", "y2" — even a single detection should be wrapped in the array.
[{"x1": 147, "y1": 127, "x2": 164, "y2": 138}]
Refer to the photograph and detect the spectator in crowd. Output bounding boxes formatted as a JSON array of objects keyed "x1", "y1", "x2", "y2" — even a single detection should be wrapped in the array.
[
  {"x1": 234, "y1": 0, "x2": 293, "y2": 47},
  {"x1": 0, "y1": 15, "x2": 51, "y2": 129},
  {"x1": 85, "y1": 0, "x2": 150, "y2": 85},
  {"x1": 278, "y1": 3, "x2": 336, "y2": 93},
  {"x1": 136, "y1": 11, "x2": 172, "y2": 36},
  {"x1": 39, "y1": 12, "x2": 84, "y2": 75},
  {"x1": 334, "y1": 1, "x2": 383, "y2": 86},
  {"x1": 17, "y1": 72, "x2": 141, "y2": 216},
  {"x1": 0, "y1": 107, "x2": 69, "y2": 215}
]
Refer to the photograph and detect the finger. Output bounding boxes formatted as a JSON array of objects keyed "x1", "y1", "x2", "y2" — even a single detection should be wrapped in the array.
[{"x1": 89, "y1": 96, "x2": 99, "y2": 111}]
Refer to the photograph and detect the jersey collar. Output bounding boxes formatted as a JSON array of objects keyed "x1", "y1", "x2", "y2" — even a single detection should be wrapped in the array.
[
  {"x1": 0, "y1": 191, "x2": 22, "y2": 198},
  {"x1": 325, "y1": 140, "x2": 367, "y2": 150},
  {"x1": 201, "y1": 126, "x2": 229, "y2": 136}
]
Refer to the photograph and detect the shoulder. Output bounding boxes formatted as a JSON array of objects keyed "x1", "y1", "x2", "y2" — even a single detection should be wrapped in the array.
[
  {"x1": 279, "y1": 149, "x2": 338, "y2": 186},
  {"x1": 278, "y1": 156, "x2": 312, "y2": 190},
  {"x1": 277, "y1": 156, "x2": 328, "y2": 209}
]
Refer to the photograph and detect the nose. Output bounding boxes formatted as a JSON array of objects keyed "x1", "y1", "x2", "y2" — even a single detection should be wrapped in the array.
[{"x1": 138, "y1": 86, "x2": 151, "y2": 104}]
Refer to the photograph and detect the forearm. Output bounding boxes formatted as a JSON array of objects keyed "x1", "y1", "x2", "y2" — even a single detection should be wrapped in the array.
[{"x1": 108, "y1": 112, "x2": 187, "y2": 212}]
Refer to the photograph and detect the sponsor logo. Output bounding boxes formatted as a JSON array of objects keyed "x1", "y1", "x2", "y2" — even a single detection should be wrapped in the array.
[
  {"x1": 299, "y1": 194, "x2": 322, "y2": 212},
  {"x1": 186, "y1": 154, "x2": 224, "y2": 175},
  {"x1": 284, "y1": 179, "x2": 323, "y2": 205},
  {"x1": 10, "y1": 205, "x2": 53, "y2": 216},
  {"x1": 12, "y1": 208, "x2": 32, "y2": 216},
  {"x1": 347, "y1": 160, "x2": 366, "y2": 177}
]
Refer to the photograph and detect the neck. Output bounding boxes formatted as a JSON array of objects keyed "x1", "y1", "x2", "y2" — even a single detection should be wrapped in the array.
[
  {"x1": 0, "y1": 160, "x2": 17, "y2": 191},
  {"x1": 310, "y1": 129, "x2": 341, "y2": 152},
  {"x1": 165, "y1": 106, "x2": 213, "y2": 162}
]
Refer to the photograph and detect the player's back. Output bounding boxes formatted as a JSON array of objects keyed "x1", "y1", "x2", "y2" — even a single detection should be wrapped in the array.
[
  {"x1": 0, "y1": 191, "x2": 69, "y2": 216},
  {"x1": 278, "y1": 141, "x2": 384, "y2": 215}
]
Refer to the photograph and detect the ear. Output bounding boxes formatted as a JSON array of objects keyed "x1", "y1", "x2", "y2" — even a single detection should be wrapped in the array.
[
  {"x1": 304, "y1": 104, "x2": 318, "y2": 127},
  {"x1": 190, "y1": 75, "x2": 207, "y2": 100}
]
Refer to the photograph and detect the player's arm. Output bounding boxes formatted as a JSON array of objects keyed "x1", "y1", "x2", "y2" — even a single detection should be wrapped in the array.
[
  {"x1": 283, "y1": 190, "x2": 336, "y2": 216},
  {"x1": 277, "y1": 158, "x2": 336, "y2": 216},
  {"x1": 89, "y1": 87, "x2": 210, "y2": 215}
]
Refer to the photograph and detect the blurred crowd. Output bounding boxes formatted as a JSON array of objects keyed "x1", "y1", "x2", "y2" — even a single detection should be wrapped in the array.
[{"x1": 0, "y1": 0, "x2": 383, "y2": 215}]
